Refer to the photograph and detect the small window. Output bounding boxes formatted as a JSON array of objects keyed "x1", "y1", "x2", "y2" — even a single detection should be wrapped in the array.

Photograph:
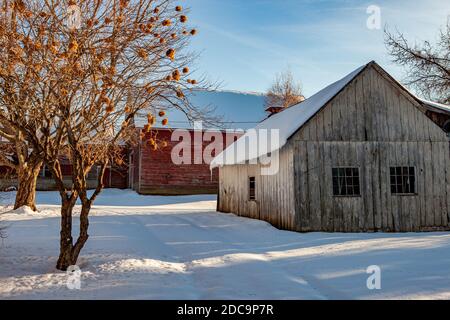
[
  {"x1": 249, "y1": 177, "x2": 256, "y2": 201},
  {"x1": 332, "y1": 167, "x2": 360, "y2": 196},
  {"x1": 390, "y1": 167, "x2": 416, "y2": 195}
]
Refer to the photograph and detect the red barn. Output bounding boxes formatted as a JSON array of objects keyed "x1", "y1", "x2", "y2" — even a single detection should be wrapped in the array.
[
  {"x1": 126, "y1": 90, "x2": 267, "y2": 194},
  {"x1": 128, "y1": 128, "x2": 242, "y2": 195}
]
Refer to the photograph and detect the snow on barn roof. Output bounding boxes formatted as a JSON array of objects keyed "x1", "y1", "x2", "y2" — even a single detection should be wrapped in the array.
[
  {"x1": 211, "y1": 61, "x2": 449, "y2": 169},
  {"x1": 134, "y1": 90, "x2": 267, "y2": 130},
  {"x1": 210, "y1": 62, "x2": 368, "y2": 169},
  {"x1": 419, "y1": 99, "x2": 450, "y2": 114}
]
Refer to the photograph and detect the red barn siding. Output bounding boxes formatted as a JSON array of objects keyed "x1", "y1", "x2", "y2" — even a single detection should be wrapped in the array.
[
  {"x1": 104, "y1": 167, "x2": 128, "y2": 189},
  {"x1": 135, "y1": 128, "x2": 241, "y2": 195},
  {"x1": 128, "y1": 143, "x2": 141, "y2": 190},
  {"x1": 60, "y1": 164, "x2": 72, "y2": 176}
]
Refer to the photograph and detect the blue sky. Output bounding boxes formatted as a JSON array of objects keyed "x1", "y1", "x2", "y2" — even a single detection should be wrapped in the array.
[{"x1": 185, "y1": 0, "x2": 449, "y2": 97}]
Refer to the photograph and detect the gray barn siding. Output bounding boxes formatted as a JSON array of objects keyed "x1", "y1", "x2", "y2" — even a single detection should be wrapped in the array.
[
  {"x1": 292, "y1": 140, "x2": 449, "y2": 232},
  {"x1": 218, "y1": 146, "x2": 296, "y2": 230},
  {"x1": 217, "y1": 64, "x2": 450, "y2": 232},
  {"x1": 292, "y1": 65, "x2": 449, "y2": 232}
]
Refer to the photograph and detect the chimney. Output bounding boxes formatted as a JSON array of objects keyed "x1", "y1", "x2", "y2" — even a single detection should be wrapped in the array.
[
  {"x1": 265, "y1": 95, "x2": 305, "y2": 117},
  {"x1": 265, "y1": 105, "x2": 284, "y2": 117}
]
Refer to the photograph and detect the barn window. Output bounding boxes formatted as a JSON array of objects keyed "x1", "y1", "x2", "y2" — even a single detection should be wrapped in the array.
[
  {"x1": 390, "y1": 167, "x2": 416, "y2": 195},
  {"x1": 332, "y1": 167, "x2": 360, "y2": 196},
  {"x1": 249, "y1": 177, "x2": 256, "y2": 201}
]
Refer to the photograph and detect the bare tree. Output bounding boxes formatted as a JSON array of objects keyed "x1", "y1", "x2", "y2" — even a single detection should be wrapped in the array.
[
  {"x1": 0, "y1": 1, "x2": 46, "y2": 211},
  {"x1": 385, "y1": 21, "x2": 450, "y2": 104},
  {"x1": 264, "y1": 69, "x2": 304, "y2": 114},
  {"x1": 0, "y1": 0, "x2": 209, "y2": 270}
]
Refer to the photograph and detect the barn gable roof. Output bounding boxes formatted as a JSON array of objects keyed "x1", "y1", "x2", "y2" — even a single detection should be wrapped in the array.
[
  {"x1": 210, "y1": 61, "x2": 370, "y2": 168},
  {"x1": 367, "y1": 63, "x2": 450, "y2": 115},
  {"x1": 211, "y1": 60, "x2": 448, "y2": 169}
]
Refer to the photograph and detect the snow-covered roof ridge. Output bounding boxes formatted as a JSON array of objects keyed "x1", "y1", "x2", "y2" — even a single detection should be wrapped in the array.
[
  {"x1": 134, "y1": 90, "x2": 267, "y2": 130},
  {"x1": 419, "y1": 98, "x2": 450, "y2": 114},
  {"x1": 203, "y1": 89, "x2": 266, "y2": 97},
  {"x1": 211, "y1": 61, "x2": 371, "y2": 169}
]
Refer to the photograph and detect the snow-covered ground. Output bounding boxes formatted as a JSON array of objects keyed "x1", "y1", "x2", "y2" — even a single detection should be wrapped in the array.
[{"x1": 1, "y1": 189, "x2": 450, "y2": 300}]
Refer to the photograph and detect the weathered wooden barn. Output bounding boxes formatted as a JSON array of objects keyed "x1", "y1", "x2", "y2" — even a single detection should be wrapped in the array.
[{"x1": 213, "y1": 61, "x2": 450, "y2": 233}]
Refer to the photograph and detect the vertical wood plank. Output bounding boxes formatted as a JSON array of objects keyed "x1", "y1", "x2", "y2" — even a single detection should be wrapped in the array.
[
  {"x1": 323, "y1": 142, "x2": 334, "y2": 231},
  {"x1": 308, "y1": 141, "x2": 322, "y2": 230},
  {"x1": 424, "y1": 142, "x2": 434, "y2": 227}
]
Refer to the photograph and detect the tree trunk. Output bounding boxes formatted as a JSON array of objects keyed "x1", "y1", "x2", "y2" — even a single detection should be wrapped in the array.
[
  {"x1": 13, "y1": 161, "x2": 42, "y2": 211},
  {"x1": 55, "y1": 160, "x2": 104, "y2": 271},
  {"x1": 56, "y1": 199, "x2": 91, "y2": 271},
  {"x1": 71, "y1": 203, "x2": 91, "y2": 265},
  {"x1": 56, "y1": 198, "x2": 75, "y2": 271}
]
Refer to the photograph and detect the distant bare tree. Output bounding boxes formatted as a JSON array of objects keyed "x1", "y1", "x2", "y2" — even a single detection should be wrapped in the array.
[
  {"x1": 385, "y1": 21, "x2": 450, "y2": 104},
  {"x1": 264, "y1": 69, "x2": 304, "y2": 113}
]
